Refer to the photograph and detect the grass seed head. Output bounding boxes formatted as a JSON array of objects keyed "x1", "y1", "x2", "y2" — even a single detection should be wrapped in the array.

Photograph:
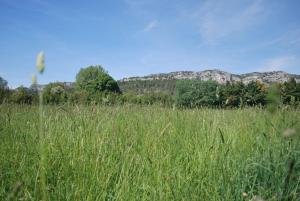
[
  {"x1": 282, "y1": 128, "x2": 297, "y2": 138},
  {"x1": 31, "y1": 74, "x2": 37, "y2": 85},
  {"x1": 242, "y1": 192, "x2": 248, "y2": 197},
  {"x1": 250, "y1": 195, "x2": 264, "y2": 201},
  {"x1": 36, "y1": 51, "x2": 45, "y2": 74}
]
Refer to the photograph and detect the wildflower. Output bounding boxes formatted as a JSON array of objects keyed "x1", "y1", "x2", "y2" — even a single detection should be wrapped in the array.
[
  {"x1": 36, "y1": 51, "x2": 45, "y2": 74},
  {"x1": 282, "y1": 128, "x2": 297, "y2": 138}
]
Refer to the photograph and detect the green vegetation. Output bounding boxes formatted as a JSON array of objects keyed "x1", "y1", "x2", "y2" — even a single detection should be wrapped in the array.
[
  {"x1": 1, "y1": 105, "x2": 299, "y2": 200},
  {"x1": 76, "y1": 65, "x2": 121, "y2": 94},
  {"x1": 1, "y1": 70, "x2": 300, "y2": 108},
  {"x1": 175, "y1": 80, "x2": 220, "y2": 107},
  {"x1": 43, "y1": 82, "x2": 69, "y2": 105},
  {"x1": 0, "y1": 76, "x2": 9, "y2": 103},
  {"x1": 118, "y1": 79, "x2": 177, "y2": 95},
  {"x1": 1, "y1": 60, "x2": 300, "y2": 200},
  {"x1": 174, "y1": 79, "x2": 300, "y2": 108},
  {"x1": 9, "y1": 86, "x2": 37, "y2": 104}
]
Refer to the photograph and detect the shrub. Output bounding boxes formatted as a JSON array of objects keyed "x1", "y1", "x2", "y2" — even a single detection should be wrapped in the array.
[
  {"x1": 10, "y1": 86, "x2": 37, "y2": 104},
  {"x1": 43, "y1": 83, "x2": 68, "y2": 104}
]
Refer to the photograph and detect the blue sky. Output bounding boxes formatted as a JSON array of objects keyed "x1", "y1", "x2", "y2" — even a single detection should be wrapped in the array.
[{"x1": 0, "y1": 0, "x2": 300, "y2": 88}]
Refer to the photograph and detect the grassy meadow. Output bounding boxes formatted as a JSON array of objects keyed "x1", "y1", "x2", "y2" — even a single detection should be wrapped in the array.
[{"x1": 0, "y1": 104, "x2": 300, "y2": 200}]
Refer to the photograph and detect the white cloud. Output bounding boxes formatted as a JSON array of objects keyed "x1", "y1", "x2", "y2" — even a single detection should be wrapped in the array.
[
  {"x1": 143, "y1": 20, "x2": 159, "y2": 32},
  {"x1": 194, "y1": 0, "x2": 265, "y2": 44}
]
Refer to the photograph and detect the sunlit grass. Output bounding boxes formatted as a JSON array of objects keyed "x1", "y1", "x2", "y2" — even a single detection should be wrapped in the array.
[{"x1": 1, "y1": 105, "x2": 299, "y2": 200}]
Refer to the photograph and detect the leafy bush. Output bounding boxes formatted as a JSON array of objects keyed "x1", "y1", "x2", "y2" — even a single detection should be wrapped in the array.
[
  {"x1": 43, "y1": 83, "x2": 68, "y2": 104},
  {"x1": 120, "y1": 92, "x2": 173, "y2": 106},
  {"x1": 10, "y1": 86, "x2": 37, "y2": 104},
  {"x1": 68, "y1": 90, "x2": 90, "y2": 105}
]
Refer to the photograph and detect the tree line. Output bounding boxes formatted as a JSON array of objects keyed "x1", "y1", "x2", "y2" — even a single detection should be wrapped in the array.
[{"x1": 1, "y1": 65, "x2": 300, "y2": 108}]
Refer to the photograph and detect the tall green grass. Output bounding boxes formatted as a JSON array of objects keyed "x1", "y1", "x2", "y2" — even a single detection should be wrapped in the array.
[{"x1": 1, "y1": 105, "x2": 299, "y2": 200}]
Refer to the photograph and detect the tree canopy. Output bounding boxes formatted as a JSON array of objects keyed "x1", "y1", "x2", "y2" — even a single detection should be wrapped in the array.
[
  {"x1": 75, "y1": 65, "x2": 120, "y2": 94},
  {"x1": 175, "y1": 80, "x2": 219, "y2": 107}
]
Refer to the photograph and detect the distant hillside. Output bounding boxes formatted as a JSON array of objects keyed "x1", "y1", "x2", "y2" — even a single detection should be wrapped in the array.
[
  {"x1": 32, "y1": 69, "x2": 300, "y2": 94},
  {"x1": 120, "y1": 69, "x2": 300, "y2": 84},
  {"x1": 118, "y1": 79, "x2": 177, "y2": 95},
  {"x1": 118, "y1": 69, "x2": 300, "y2": 94}
]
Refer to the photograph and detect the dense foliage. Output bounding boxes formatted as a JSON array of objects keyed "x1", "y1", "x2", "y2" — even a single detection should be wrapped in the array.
[
  {"x1": 175, "y1": 80, "x2": 220, "y2": 107},
  {"x1": 118, "y1": 79, "x2": 177, "y2": 95},
  {"x1": 1, "y1": 71, "x2": 300, "y2": 107},
  {"x1": 43, "y1": 82, "x2": 69, "y2": 104},
  {"x1": 10, "y1": 86, "x2": 37, "y2": 104},
  {"x1": 76, "y1": 65, "x2": 121, "y2": 94},
  {"x1": 175, "y1": 78, "x2": 300, "y2": 108}
]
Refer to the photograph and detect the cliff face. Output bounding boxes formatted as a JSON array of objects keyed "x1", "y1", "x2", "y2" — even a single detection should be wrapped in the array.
[{"x1": 120, "y1": 69, "x2": 300, "y2": 84}]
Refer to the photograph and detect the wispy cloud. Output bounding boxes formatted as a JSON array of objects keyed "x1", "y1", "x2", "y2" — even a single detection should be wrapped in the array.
[
  {"x1": 194, "y1": 0, "x2": 266, "y2": 44},
  {"x1": 240, "y1": 28, "x2": 300, "y2": 53},
  {"x1": 143, "y1": 20, "x2": 159, "y2": 32},
  {"x1": 261, "y1": 56, "x2": 297, "y2": 71}
]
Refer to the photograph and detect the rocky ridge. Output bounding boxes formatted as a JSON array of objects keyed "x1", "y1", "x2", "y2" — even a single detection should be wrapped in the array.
[{"x1": 120, "y1": 69, "x2": 300, "y2": 84}]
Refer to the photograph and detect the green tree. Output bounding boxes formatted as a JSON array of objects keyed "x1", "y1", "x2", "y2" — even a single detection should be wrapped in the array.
[
  {"x1": 175, "y1": 80, "x2": 219, "y2": 108},
  {"x1": 244, "y1": 81, "x2": 267, "y2": 106},
  {"x1": 219, "y1": 81, "x2": 245, "y2": 107},
  {"x1": 76, "y1": 65, "x2": 120, "y2": 94},
  {"x1": 281, "y1": 77, "x2": 298, "y2": 105}
]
